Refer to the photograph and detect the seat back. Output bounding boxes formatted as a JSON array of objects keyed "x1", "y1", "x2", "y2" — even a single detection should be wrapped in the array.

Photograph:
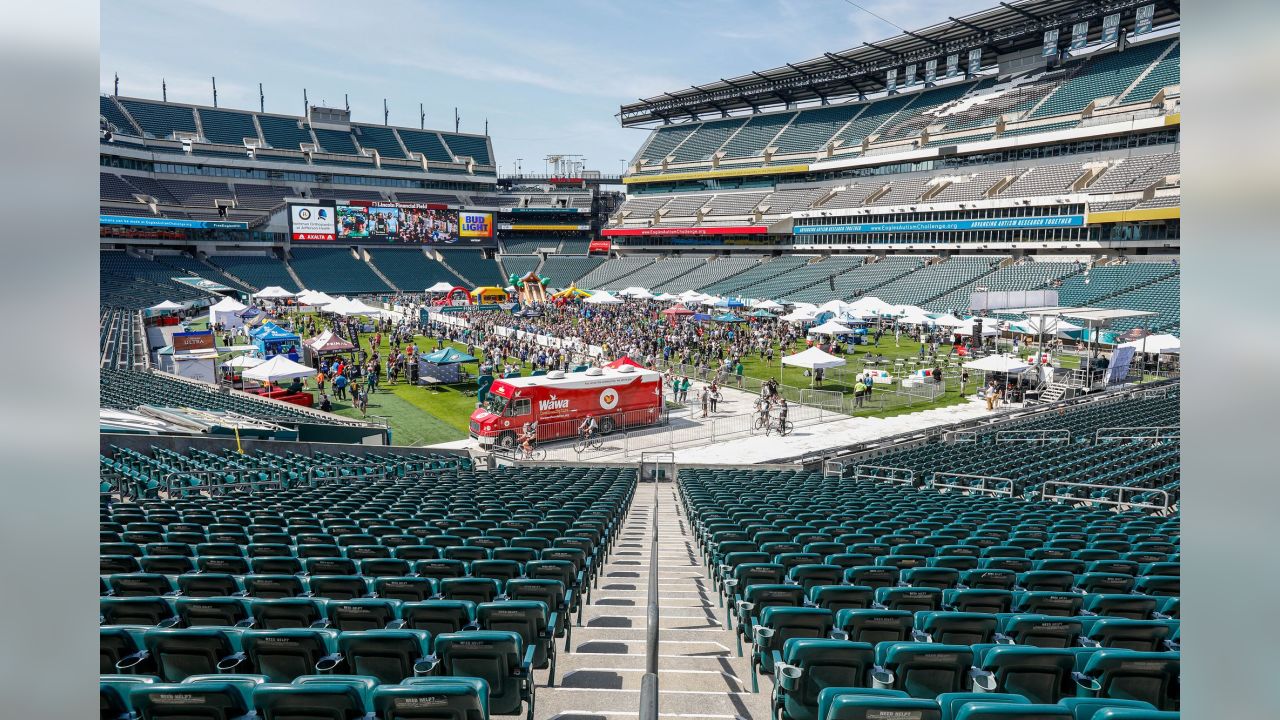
[
  {"x1": 130, "y1": 681, "x2": 250, "y2": 720},
  {"x1": 401, "y1": 600, "x2": 476, "y2": 636},
  {"x1": 242, "y1": 629, "x2": 337, "y2": 683},
  {"x1": 777, "y1": 639, "x2": 875, "y2": 720},
  {"x1": 435, "y1": 631, "x2": 525, "y2": 715},
  {"x1": 1079, "y1": 650, "x2": 1180, "y2": 711},
  {"x1": 477, "y1": 600, "x2": 551, "y2": 667},
  {"x1": 335, "y1": 629, "x2": 433, "y2": 685},
  {"x1": 373, "y1": 678, "x2": 490, "y2": 720},
  {"x1": 835, "y1": 609, "x2": 914, "y2": 646},
  {"x1": 979, "y1": 646, "x2": 1076, "y2": 704},
  {"x1": 877, "y1": 642, "x2": 973, "y2": 699},
  {"x1": 253, "y1": 682, "x2": 368, "y2": 720}
]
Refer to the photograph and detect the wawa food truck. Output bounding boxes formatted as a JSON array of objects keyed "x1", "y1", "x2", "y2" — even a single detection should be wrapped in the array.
[{"x1": 469, "y1": 364, "x2": 664, "y2": 448}]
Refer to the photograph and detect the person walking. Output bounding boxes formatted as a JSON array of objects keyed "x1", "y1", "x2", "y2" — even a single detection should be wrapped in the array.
[
  {"x1": 700, "y1": 386, "x2": 709, "y2": 418},
  {"x1": 334, "y1": 372, "x2": 348, "y2": 401},
  {"x1": 680, "y1": 376, "x2": 691, "y2": 403},
  {"x1": 734, "y1": 359, "x2": 744, "y2": 389},
  {"x1": 709, "y1": 385, "x2": 720, "y2": 413},
  {"x1": 960, "y1": 370, "x2": 970, "y2": 396},
  {"x1": 854, "y1": 377, "x2": 866, "y2": 408}
]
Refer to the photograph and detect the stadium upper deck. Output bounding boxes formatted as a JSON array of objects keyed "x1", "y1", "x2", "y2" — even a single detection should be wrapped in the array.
[{"x1": 609, "y1": 0, "x2": 1180, "y2": 254}]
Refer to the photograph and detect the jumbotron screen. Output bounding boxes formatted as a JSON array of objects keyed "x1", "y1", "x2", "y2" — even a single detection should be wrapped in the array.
[{"x1": 289, "y1": 201, "x2": 495, "y2": 247}]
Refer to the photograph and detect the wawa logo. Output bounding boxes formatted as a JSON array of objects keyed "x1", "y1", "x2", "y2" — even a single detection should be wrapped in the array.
[
  {"x1": 539, "y1": 394, "x2": 570, "y2": 411},
  {"x1": 599, "y1": 388, "x2": 620, "y2": 410}
]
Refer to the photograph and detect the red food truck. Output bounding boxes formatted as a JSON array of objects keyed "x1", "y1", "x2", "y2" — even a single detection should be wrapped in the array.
[{"x1": 469, "y1": 364, "x2": 664, "y2": 448}]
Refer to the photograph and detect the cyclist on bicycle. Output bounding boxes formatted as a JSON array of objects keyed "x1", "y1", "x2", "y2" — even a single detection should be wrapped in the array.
[
  {"x1": 755, "y1": 397, "x2": 771, "y2": 427},
  {"x1": 518, "y1": 422, "x2": 538, "y2": 458},
  {"x1": 775, "y1": 397, "x2": 789, "y2": 431},
  {"x1": 578, "y1": 414, "x2": 599, "y2": 442}
]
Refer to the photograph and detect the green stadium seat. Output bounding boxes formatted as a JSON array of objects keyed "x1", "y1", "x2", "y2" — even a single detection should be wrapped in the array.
[
  {"x1": 477, "y1": 600, "x2": 557, "y2": 681},
  {"x1": 913, "y1": 611, "x2": 998, "y2": 645},
  {"x1": 101, "y1": 597, "x2": 179, "y2": 628},
  {"x1": 175, "y1": 597, "x2": 251, "y2": 628},
  {"x1": 873, "y1": 642, "x2": 973, "y2": 699},
  {"x1": 936, "y1": 692, "x2": 1030, "y2": 720},
  {"x1": 834, "y1": 609, "x2": 914, "y2": 646},
  {"x1": 253, "y1": 682, "x2": 369, "y2": 720},
  {"x1": 771, "y1": 638, "x2": 875, "y2": 720},
  {"x1": 1057, "y1": 697, "x2": 1159, "y2": 720},
  {"x1": 818, "y1": 687, "x2": 942, "y2": 720},
  {"x1": 1072, "y1": 650, "x2": 1179, "y2": 711},
  {"x1": 435, "y1": 630, "x2": 534, "y2": 719},
  {"x1": 335, "y1": 629, "x2": 435, "y2": 685},
  {"x1": 129, "y1": 681, "x2": 251, "y2": 720},
  {"x1": 138, "y1": 627, "x2": 246, "y2": 681},
  {"x1": 101, "y1": 675, "x2": 155, "y2": 719},
  {"x1": 372, "y1": 677, "x2": 490, "y2": 720},
  {"x1": 972, "y1": 645, "x2": 1077, "y2": 704},
  {"x1": 241, "y1": 629, "x2": 340, "y2": 683}
]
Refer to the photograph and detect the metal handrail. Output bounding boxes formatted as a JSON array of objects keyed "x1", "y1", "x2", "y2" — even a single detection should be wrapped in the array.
[
  {"x1": 1094, "y1": 426, "x2": 1181, "y2": 444},
  {"x1": 854, "y1": 465, "x2": 916, "y2": 486},
  {"x1": 1040, "y1": 480, "x2": 1173, "y2": 512},
  {"x1": 930, "y1": 472, "x2": 1015, "y2": 497},
  {"x1": 641, "y1": 479, "x2": 660, "y2": 720},
  {"x1": 996, "y1": 429, "x2": 1071, "y2": 444},
  {"x1": 162, "y1": 467, "x2": 285, "y2": 496}
]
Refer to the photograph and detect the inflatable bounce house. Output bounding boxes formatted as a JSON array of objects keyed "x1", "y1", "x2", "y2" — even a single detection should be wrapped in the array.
[{"x1": 510, "y1": 271, "x2": 551, "y2": 304}]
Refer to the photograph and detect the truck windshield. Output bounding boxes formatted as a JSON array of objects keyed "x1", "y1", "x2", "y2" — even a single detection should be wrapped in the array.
[{"x1": 484, "y1": 395, "x2": 508, "y2": 415}]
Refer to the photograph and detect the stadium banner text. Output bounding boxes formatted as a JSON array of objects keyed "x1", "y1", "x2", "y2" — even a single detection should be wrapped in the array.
[
  {"x1": 100, "y1": 215, "x2": 248, "y2": 230},
  {"x1": 497, "y1": 223, "x2": 591, "y2": 231},
  {"x1": 601, "y1": 225, "x2": 768, "y2": 237},
  {"x1": 793, "y1": 215, "x2": 1086, "y2": 235},
  {"x1": 505, "y1": 207, "x2": 583, "y2": 214}
]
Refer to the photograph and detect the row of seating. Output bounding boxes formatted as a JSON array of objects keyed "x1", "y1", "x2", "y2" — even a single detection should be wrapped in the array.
[
  {"x1": 103, "y1": 674, "x2": 494, "y2": 720},
  {"x1": 102, "y1": 627, "x2": 533, "y2": 717}
]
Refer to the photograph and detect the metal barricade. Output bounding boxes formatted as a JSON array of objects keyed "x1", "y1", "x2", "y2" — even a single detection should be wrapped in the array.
[
  {"x1": 996, "y1": 429, "x2": 1071, "y2": 444},
  {"x1": 854, "y1": 465, "x2": 917, "y2": 486},
  {"x1": 1094, "y1": 426, "x2": 1180, "y2": 444}
]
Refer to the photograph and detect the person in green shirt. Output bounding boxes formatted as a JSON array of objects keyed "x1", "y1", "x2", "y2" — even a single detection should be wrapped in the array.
[
  {"x1": 854, "y1": 379, "x2": 867, "y2": 408},
  {"x1": 679, "y1": 376, "x2": 691, "y2": 403},
  {"x1": 734, "y1": 360, "x2": 744, "y2": 388}
]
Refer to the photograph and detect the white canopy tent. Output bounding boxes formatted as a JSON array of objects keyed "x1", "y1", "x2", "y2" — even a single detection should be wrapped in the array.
[
  {"x1": 753, "y1": 299, "x2": 784, "y2": 310},
  {"x1": 296, "y1": 290, "x2": 336, "y2": 307},
  {"x1": 618, "y1": 287, "x2": 655, "y2": 299},
  {"x1": 654, "y1": 292, "x2": 679, "y2": 302},
  {"x1": 1119, "y1": 333, "x2": 1180, "y2": 353},
  {"x1": 221, "y1": 354, "x2": 264, "y2": 369},
  {"x1": 1013, "y1": 315, "x2": 1084, "y2": 337},
  {"x1": 252, "y1": 286, "x2": 296, "y2": 300},
  {"x1": 931, "y1": 313, "x2": 970, "y2": 329},
  {"x1": 781, "y1": 346, "x2": 848, "y2": 370},
  {"x1": 847, "y1": 296, "x2": 893, "y2": 314},
  {"x1": 208, "y1": 296, "x2": 249, "y2": 330},
  {"x1": 781, "y1": 308, "x2": 819, "y2": 323},
  {"x1": 808, "y1": 319, "x2": 855, "y2": 336},
  {"x1": 425, "y1": 281, "x2": 457, "y2": 293},
  {"x1": 148, "y1": 300, "x2": 185, "y2": 313},
  {"x1": 242, "y1": 354, "x2": 317, "y2": 383},
  {"x1": 817, "y1": 300, "x2": 850, "y2": 314},
  {"x1": 963, "y1": 355, "x2": 1031, "y2": 373},
  {"x1": 584, "y1": 291, "x2": 624, "y2": 305},
  {"x1": 678, "y1": 290, "x2": 708, "y2": 303}
]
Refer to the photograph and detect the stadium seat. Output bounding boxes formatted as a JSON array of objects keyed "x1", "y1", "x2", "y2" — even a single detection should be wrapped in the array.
[
  {"x1": 1079, "y1": 618, "x2": 1176, "y2": 652},
  {"x1": 253, "y1": 681, "x2": 369, "y2": 720},
  {"x1": 936, "y1": 692, "x2": 1030, "y2": 720},
  {"x1": 435, "y1": 631, "x2": 535, "y2": 719},
  {"x1": 101, "y1": 597, "x2": 178, "y2": 628},
  {"x1": 335, "y1": 629, "x2": 436, "y2": 684},
  {"x1": 873, "y1": 642, "x2": 973, "y2": 698},
  {"x1": 175, "y1": 597, "x2": 251, "y2": 628},
  {"x1": 372, "y1": 677, "x2": 490, "y2": 720},
  {"x1": 913, "y1": 612, "x2": 998, "y2": 645},
  {"x1": 771, "y1": 638, "x2": 875, "y2": 720},
  {"x1": 996, "y1": 614, "x2": 1084, "y2": 648},
  {"x1": 835, "y1": 609, "x2": 914, "y2": 646},
  {"x1": 972, "y1": 645, "x2": 1077, "y2": 704},
  {"x1": 100, "y1": 675, "x2": 155, "y2": 719},
  {"x1": 477, "y1": 600, "x2": 556, "y2": 681},
  {"x1": 1072, "y1": 650, "x2": 1180, "y2": 710},
  {"x1": 325, "y1": 598, "x2": 403, "y2": 632},
  {"x1": 817, "y1": 687, "x2": 942, "y2": 720},
  {"x1": 401, "y1": 600, "x2": 477, "y2": 637},
  {"x1": 1057, "y1": 697, "x2": 1159, "y2": 720},
  {"x1": 129, "y1": 681, "x2": 252, "y2": 720},
  {"x1": 241, "y1": 629, "x2": 340, "y2": 683},
  {"x1": 136, "y1": 628, "x2": 246, "y2": 681}
]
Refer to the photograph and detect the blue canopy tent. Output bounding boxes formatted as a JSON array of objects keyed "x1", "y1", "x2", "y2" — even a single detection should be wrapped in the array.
[
  {"x1": 715, "y1": 297, "x2": 747, "y2": 308},
  {"x1": 418, "y1": 346, "x2": 479, "y2": 385},
  {"x1": 714, "y1": 312, "x2": 746, "y2": 323},
  {"x1": 249, "y1": 322, "x2": 302, "y2": 361},
  {"x1": 691, "y1": 312, "x2": 713, "y2": 322}
]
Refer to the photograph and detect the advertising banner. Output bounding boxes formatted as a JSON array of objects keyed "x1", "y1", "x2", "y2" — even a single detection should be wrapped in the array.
[
  {"x1": 506, "y1": 207, "x2": 584, "y2": 213},
  {"x1": 459, "y1": 212, "x2": 494, "y2": 240},
  {"x1": 1071, "y1": 21, "x2": 1090, "y2": 50},
  {"x1": 794, "y1": 214, "x2": 1086, "y2": 235},
  {"x1": 588, "y1": 239, "x2": 612, "y2": 255},
  {"x1": 946, "y1": 53, "x2": 959, "y2": 78},
  {"x1": 886, "y1": 67, "x2": 898, "y2": 92},
  {"x1": 904, "y1": 63, "x2": 917, "y2": 86},
  {"x1": 102, "y1": 215, "x2": 248, "y2": 231},
  {"x1": 172, "y1": 331, "x2": 215, "y2": 352},
  {"x1": 288, "y1": 202, "x2": 336, "y2": 240},
  {"x1": 1102, "y1": 13, "x2": 1121, "y2": 43},
  {"x1": 497, "y1": 223, "x2": 590, "y2": 232},
  {"x1": 601, "y1": 225, "x2": 768, "y2": 237},
  {"x1": 924, "y1": 58, "x2": 937, "y2": 84}
]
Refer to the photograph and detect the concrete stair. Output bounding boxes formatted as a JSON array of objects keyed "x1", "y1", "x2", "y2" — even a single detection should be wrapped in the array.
[{"x1": 533, "y1": 482, "x2": 772, "y2": 719}]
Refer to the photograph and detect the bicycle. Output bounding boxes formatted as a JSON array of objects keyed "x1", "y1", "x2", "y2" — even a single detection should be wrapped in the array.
[
  {"x1": 751, "y1": 414, "x2": 769, "y2": 433},
  {"x1": 766, "y1": 417, "x2": 795, "y2": 437},
  {"x1": 573, "y1": 432, "x2": 604, "y2": 454},
  {"x1": 518, "y1": 444, "x2": 546, "y2": 461}
]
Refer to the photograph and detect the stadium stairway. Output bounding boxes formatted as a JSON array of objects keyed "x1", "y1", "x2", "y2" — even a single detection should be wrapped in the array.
[
  {"x1": 537, "y1": 482, "x2": 770, "y2": 719},
  {"x1": 361, "y1": 248, "x2": 402, "y2": 293},
  {"x1": 282, "y1": 254, "x2": 306, "y2": 292}
]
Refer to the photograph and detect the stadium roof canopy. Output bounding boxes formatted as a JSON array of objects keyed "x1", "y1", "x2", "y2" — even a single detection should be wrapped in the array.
[{"x1": 618, "y1": 0, "x2": 1181, "y2": 126}]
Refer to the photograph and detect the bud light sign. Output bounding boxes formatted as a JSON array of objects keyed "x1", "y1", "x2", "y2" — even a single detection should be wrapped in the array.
[{"x1": 459, "y1": 212, "x2": 494, "y2": 239}]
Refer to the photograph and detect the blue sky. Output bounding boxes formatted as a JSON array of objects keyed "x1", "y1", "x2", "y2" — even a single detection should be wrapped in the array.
[{"x1": 101, "y1": 0, "x2": 993, "y2": 175}]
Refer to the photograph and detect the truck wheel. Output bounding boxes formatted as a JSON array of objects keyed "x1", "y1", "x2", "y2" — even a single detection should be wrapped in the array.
[
  {"x1": 599, "y1": 417, "x2": 616, "y2": 434},
  {"x1": 496, "y1": 432, "x2": 517, "y2": 449}
]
